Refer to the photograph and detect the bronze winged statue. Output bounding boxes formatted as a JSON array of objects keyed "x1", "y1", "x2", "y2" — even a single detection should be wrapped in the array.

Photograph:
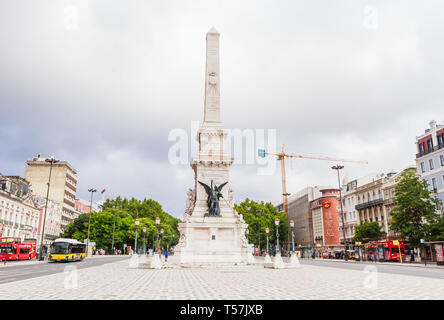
[{"x1": 198, "y1": 180, "x2": 228, "y2": 217}]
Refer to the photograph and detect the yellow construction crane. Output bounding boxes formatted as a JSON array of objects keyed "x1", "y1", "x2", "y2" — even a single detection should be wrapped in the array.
[{"x1": 258, "y1": 144, "x2": 368, "y2": 215}]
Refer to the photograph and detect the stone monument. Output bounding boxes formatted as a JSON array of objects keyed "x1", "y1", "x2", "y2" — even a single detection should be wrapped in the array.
[{"x1": 176, "y1": 27, "x2": 249, "y2": 265}]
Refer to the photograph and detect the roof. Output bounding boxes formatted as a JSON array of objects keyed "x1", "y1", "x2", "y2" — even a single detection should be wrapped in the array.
[{"x1": 54, "y1": 238, "x2": 84, "y2": 245}]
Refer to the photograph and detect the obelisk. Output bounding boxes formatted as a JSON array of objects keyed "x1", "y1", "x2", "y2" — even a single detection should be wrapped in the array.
[
  {"x1": 176, "y1": 28, "x2": 249, "y2": 265},
  {"x1": 203, "y1": 27, "x2": 222, "y2": 127}
]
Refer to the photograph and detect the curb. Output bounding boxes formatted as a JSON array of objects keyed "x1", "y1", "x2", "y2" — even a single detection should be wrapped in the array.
[{"x1": 300, "y1": 258, "x2": 444, "y2": 269}]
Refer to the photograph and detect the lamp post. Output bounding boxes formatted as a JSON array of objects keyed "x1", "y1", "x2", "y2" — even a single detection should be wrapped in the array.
[
  {"x1": 275, "y1": 217, "x2": 280, "y2": 256},
  {"x1": 86, "y1": 188, "x2": 97, "y2": 257},
  {"x1": 134, "y1": 219, "x2": 139, "y2": 254},
  {"x1": 155, "y1": 216, "x2": 160, "y2": 252},
  {"x1": 111, "y1": 205, "x2": 116, "y2": 255},
  {"x1": 332, "y1": 164, "x2": 348, "y2": 261},
  {"x1": 290, "y1": 219, "x2": 295, "y2": 256},
  {"x1": 143, "y1": 227, "x2": 147, "y2": 255},
  {"x1": 38, "y1": 156, "x2": 59, "y2": 261},
  {"x1": 265, "y1": 227, "x2": 269, "y2": 256},
  {"x1": 160, "y1": 228, "x2": 164, "y2": 252}
]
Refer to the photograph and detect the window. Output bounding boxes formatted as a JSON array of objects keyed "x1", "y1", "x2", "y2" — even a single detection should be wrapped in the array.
[
  {"x1": 419, "y1": 142, "x2": 425, "y2": 153},
  {"x1": 438, "y1": 134, "x2": 444, "y2": 146},
  {"x1": 440, "y1": 155, "x2": 444, "y2": 166},
  {"x1": 432, "y1": 178, "x2": 437, "y2": 192},
  {"x1": 421, "y1": 162, "x2": 425, "y2": 173},
  {"x1": 429, "y1": 159, "x2": 434, "y2": 170},
  {"x1": 427, "y1": 138, "x2": 433, "y2": 150}
]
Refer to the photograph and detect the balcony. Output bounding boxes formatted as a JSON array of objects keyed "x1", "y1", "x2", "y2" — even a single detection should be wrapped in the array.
[
  {"x1": 416, "y1": 144, "x2": 444, "y2": 158},
  {"x1": 355, "y1": 198, "x2": 384, "y2": 210}
]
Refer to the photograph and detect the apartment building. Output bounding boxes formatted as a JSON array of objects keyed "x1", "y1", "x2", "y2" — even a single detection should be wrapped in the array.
[{"x1": 25, "y1": 155, "x2": 78, "y2": 232}]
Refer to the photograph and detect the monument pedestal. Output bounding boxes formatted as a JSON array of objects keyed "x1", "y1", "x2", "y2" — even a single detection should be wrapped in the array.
[{"x1": 178, "y1": 217, "x2": 249, "y2": 265}]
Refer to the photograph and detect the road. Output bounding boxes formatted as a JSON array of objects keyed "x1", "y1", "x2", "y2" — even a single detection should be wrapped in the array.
[
  {"x1": 0, "y1": 256, "x2": 129, "y2": 285},
  {"x1": 279, "y1": 257, "x2": 444, "y2": 280}
]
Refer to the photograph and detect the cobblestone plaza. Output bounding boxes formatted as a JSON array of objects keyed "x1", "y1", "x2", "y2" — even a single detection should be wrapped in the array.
[{"x1": 0, "y1": 256, "x2": 443, "y2": 300}]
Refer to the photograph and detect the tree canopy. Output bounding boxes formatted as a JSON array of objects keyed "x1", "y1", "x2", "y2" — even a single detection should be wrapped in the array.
[
  {"x1": 234, "y1": 198, "x2": 287, "y2": 252},
  {"x1": 352, "y1": 221, "x2": 385, "y2": 243},
  {"x1": 389, "y1": 170, "x2": 440, "y2": 246},
  {"x1": 63, "y1": 197, "x2": 180, "y2": 253}
]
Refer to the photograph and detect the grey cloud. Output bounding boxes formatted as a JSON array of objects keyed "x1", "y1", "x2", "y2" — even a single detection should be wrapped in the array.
[{"x1": 1, "y1": 0, "x2": 443, "y2": 217}]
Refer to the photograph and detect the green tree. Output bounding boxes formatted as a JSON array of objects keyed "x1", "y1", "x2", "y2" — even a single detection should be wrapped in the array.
[
  {"x1": 352, "y1": 221, "x2": 385, "y2": 243},
  {"x1": 64, "y1": 197, "x2": 181, "y2": 253},
  {"x1": 389, "y1": 169, "x2": 440, "y2": 247},
  {"x1": 234, "y1": 198, "x2": 287, "y2": 252},
  {"x1": 429, "y1": 217, "x2": 444, "y2": 241}
]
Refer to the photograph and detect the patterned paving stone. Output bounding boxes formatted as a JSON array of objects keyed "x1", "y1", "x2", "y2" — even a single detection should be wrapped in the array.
[{"x1": 0, "y1": 256, "x2": 442, "y2": 299}]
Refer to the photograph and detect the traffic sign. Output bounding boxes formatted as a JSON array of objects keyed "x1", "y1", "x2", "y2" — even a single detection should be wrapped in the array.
[{"x1": 392, "y1": 240, "x2": 399, "y2": 246}]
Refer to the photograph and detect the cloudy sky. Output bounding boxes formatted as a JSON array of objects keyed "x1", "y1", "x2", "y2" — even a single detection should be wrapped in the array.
[{"x1": 1, "y1": 1, "x2": 443, "y2": 218}]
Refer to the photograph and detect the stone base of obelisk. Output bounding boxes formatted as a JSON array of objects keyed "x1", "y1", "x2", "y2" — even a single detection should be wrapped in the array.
[{"x1": 177, "y1": 216, "x2": 249, "y2": 266}]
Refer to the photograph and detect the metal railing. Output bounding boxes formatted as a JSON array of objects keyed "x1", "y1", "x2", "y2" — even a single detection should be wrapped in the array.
[
  {"x1": 355, "y1": 198, "x2": 384, "y2": 210},
  {"x1": 416, "y1": 144, "x2": 444, "y2": 158}
]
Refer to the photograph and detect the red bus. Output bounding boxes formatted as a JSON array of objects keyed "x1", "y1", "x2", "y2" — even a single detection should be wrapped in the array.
[
  {"x1": 0, "y1": 237, "x2": 37, "y2": 261},
  {"x1": 364, "y1": 236, "x2": 406, "y2": 262}
]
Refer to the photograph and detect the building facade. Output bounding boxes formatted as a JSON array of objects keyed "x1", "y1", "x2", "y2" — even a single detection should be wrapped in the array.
[
  {"x1": 338, "y1": 178, "x2": 359, "y2": 244},
  {"x1": 310, "y1": 188, "x2": 341, "y2": 246},
  {"x1": 415, "y1": 120, "x2": 444, "y2": 214},
  {"x1": 33, "y1": 196, "x2": 63, "y2": 244},
  {"x1": 283, "y1": 186, "x2": 325, "y2": 247},
  {"x1": 0, "y1": 174, "x2": 40, "y2": 240},
  {"x1": 75, "y1": 198, "x2": 102, "y2": 214},
  {"x1": 355, "y1": 173, "x2": 389, "y2": 235},
  {"x1": 25, "y1": 156, "x2": 78, "y2": 231}
]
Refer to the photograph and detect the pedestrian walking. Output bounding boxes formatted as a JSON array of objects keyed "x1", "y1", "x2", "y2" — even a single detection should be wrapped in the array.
[
  {"x1": 410, "y1": 250, "x2": 415, "y2": 263},
  {"x1": 165, "y1": 249, "x2": 168, "y2": 262}
]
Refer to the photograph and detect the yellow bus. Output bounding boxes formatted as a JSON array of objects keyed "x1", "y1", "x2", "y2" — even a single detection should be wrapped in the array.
[{"x1": 49, "y1": 238, "x2": 86, "y2": 262}]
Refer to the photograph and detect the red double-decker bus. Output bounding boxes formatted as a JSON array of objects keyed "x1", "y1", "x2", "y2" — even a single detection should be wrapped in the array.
[
  {"x1": 0, "y1": 237, "x2": 37, "y2": 261},
  {"x1": 364, "y1": 236, "x2": 406, "y2": 262}
]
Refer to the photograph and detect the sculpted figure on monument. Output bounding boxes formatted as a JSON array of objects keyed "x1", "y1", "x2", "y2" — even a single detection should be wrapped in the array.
[
  {"x1": 185, "y1": 188, "x2": 195, "y2": 215},
  {"x1": 198, "y1": 180, "x2": 227, "y2": 217}
]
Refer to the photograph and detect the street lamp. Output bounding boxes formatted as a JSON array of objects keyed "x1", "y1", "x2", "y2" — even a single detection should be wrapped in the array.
[
  {"x1": 160, "y1": 228, "x2": 164, "y2": 251},
  {"x1": 134, "y1": 219, "x2": 139, "y2": 254},
  {"x1": 155, "y1": 216, "x2": 160, "y2": 252},
  {"x1": 86, "y1": 188, "x2": 97, "y2": 257},
  {"x1": 290, "y1": 219, "x2": 295, "y2": 255},
  {"x1": 332, "y1": 164, "x2": 348, "y2": 261},
  {"x1": 39, "y1": 156, "x2": 59, "y2": 261},
  {"x1": 275, "y1": 217, "x2": 280, "y2": 255},
  {"x1": 143, "y1": 227, "x2": 147, "y2": 255},
  {"x1": 111, "y1": 205, "x2": 117, "y2": 255},
  {"x1": 265, "y1": 227, "x2": 269, "y2": 256}
]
